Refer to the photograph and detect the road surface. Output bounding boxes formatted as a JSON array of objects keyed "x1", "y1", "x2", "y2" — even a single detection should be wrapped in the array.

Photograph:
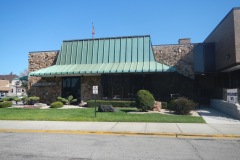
[{"x1": 0, "y1": 132, "x2": 240, "y2": 160}]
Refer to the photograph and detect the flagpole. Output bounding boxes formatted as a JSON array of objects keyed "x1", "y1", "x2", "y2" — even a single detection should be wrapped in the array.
[{"x1": 92, "y1": 22, "x2": 95, "y2": 39}]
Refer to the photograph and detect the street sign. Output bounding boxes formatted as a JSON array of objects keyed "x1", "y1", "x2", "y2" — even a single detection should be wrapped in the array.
[
  {"x1": 93, "y1": 86, "x2": 98, "y2": 94},
  {"x1": 93, "y1": 86, "x2": 98, "y2": 117}
]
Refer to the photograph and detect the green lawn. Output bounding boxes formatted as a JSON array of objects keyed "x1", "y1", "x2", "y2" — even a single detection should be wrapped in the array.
[{"x1": 0, "y1": 108, "x2": 205, "y2": 123}]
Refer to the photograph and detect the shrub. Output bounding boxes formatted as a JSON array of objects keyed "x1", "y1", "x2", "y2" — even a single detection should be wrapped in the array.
[
  {"x1": 13, "y1": 97, "x2": 22, "y2": 104},
  {"x1": 135, "y1": 90, "x2": 155, "y2": 111},
  {"x1": 87, "y1": 100, "x2": 135, "y2": 108},
  {"x1": 50, "y1": 101, "x2": 63, "y2": 108},
  {"x1": 26, "y1": 96, "x2": 40, "y2": 105},
  {"x1": 167, "y1": 100, "x2": 175, "y2": 110},
  {"x1": 0, "y1": 101, "x2": 12, "y2": 108},
  {"x1": 57, "y1": 96, "x2": 68, "y2": 104},
  {"x1": 161, "y1": 102, "x2": 168, "y2": 109},
  {"x1": 1, "y1": 97, "x2": 12, "y2": 101},
  {"x1": 22, "y1": 96, "x2": 28, "y2": 105},
  {"x1": 173, "y1": 97, "x2": 197, "y2": 115},
  {"x1": 57, "y1": 95, "x2": 77, "y2": 105}
]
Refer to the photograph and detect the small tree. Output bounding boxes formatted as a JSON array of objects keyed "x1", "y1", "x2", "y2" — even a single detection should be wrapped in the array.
[
  {"x1": 135, "y1": 90, "x2": 155, "y2": 112},
  {"x1": 13, "y1": 97, "x2": 22, "y2": 104},
  {"x1": 26, "y1": 96, "x2": 40, "y2": 105}
]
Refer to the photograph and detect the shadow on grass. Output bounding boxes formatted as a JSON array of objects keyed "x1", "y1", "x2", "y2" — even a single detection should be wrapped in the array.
[{"x1": 119, "y1": 108, "x2": 141, "y2": 113}]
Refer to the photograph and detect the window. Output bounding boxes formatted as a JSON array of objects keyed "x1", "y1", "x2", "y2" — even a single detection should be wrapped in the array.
[
  {"x1": 62, "y1": 77, "x2": 81, "y2": 102},
  {"x1": 17, "y1": 88, "x2": 21, "y2": 93}
]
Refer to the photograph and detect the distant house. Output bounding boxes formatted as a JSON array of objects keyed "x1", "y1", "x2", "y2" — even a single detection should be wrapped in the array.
[
  {"x1": 0, "y1": 74, "x2": 27, "y2": 97},
  {"x1": 0, "y1": 80, "x2": 11, "y2": 98}
]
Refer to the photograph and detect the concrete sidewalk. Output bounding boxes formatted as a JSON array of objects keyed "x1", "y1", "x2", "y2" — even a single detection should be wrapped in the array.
[{"x1": 0, "y1": 120, "x2": 240, "y2": 138}]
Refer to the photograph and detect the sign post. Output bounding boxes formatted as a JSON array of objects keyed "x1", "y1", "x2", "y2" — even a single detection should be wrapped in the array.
[
  {"x1": 227, "y1": 89, "x2": 238, "y2": 104},
  {"x1": 93, "y1": 86, "x2": 98, "y2": 117}
]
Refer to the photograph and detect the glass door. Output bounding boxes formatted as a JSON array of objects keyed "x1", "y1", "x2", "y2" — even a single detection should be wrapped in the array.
[{"x1": 62, "y1": 77, "x2": 81, "y2": 103}]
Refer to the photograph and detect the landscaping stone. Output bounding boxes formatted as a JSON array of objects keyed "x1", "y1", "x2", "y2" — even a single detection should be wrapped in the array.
[
  {"x1": 153, "y1": 101, "x2": 161, "y2": 112},
  {"x1": 34, "y1": 103, "x2": 48, "y2": 107},
  {"x1": 98, "y1": 105, "x2": 116, "y2": 112}
]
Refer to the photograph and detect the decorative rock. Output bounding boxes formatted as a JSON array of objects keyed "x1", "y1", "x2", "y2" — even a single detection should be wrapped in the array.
[
  {"x1": 153, "y1": 101, "x2": 162, "y2": 112},
  {"x1": 98, "y1": 105, "x2": 116, "y2": 112}
]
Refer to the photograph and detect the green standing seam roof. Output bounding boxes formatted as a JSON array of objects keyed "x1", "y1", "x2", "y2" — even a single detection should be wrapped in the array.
[{"x1": 29, "y1": 35, "x2": 176, "y2": 77}]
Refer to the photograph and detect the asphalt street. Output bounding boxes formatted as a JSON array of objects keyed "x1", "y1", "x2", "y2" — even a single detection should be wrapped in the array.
[{"x1": 0, "y1": 132, "x2": 240, "y2": 160}]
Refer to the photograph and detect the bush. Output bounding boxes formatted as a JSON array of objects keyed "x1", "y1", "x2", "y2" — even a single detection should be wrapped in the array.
[
  {"x1": 22, "y1": 96, "x2": 28, "y2": 105},
  {"x1": 57, "y1": 95, "x2": 77, "y2": 105},
  {"x1": 135, "y1": 90, "x2": 155, "y2": 111},
  {"x1": 161, "y1": 102, "x2": 168, "y2": 109},
  {"x1": 13, "y1": 97, "x2": 22, "y2": 104},
  {"x1": 167, "y1": 100, "x2": 175, "y2": 110},
  {"x1": 50, "y1": 101, "x2": 63, "y2": 108},
  {"x1": 173, "y1": 97, "x2": 197, "y2": 115},
  {"x1": 1, "y1": 97, "x2": 12, "y2": 101},
  {"x1": 0, "y1": 101, "x2": 12, "y2": 108},
  {"x1": 87, "y1": 100, "x2": 135, "y2": 108},
  {"x1": 26, "y1": 96, "x2": 40, "y2": 105}
]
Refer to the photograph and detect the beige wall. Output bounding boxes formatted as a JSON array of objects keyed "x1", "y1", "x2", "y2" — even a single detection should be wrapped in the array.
[
  {"x1": 234, "y1": 9, "x2": 240, "y2": 63},
  {"x1": 204, "y1": 8, "x2": 239, "y2": 71}
]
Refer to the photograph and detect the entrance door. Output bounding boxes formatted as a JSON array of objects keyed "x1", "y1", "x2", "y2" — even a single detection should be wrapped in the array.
[{"x1": 62, "y1": 77, "x2": 81, "y2": 103}]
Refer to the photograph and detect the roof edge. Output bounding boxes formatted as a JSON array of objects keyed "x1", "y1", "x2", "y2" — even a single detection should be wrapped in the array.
[
  {"x1": 63, "y1": 35, "x2": 151, "y2": 42},
  {"x1": 204, "y1": 7, "x2": 239, "y2": 42},
  {"x1": 29, "y1": 50, "x2": 59, "y2": 53}
]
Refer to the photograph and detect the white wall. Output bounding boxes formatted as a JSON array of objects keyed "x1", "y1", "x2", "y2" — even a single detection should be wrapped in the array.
[{"x1": 211, "y1": 99, "x2": 240, "y2": 120}]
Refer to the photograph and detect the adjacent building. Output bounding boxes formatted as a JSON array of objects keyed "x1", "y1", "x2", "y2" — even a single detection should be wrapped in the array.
[
  {"x1": 0, "y1": 74, "x2": 27, "y2": 97},
  {"x1": 29, "y1": 7, "x2": 240, "y2": 104}
]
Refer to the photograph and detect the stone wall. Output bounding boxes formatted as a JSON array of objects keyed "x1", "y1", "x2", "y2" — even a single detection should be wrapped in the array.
[
  {"x1": 28, "y1": 51, "x2": 60, "y2": 104},
  {"x1": 81, "y1": 76, "x2": 102, "y2": 101},
  {"x1": 153, "y1": 44, "x2": 195, "y2": 79},
  {"x1": 29, "y1": 77, "x2": 61, "y2": 104},
  {"x1": 28, "y1": 51, "x2": 59, "y2": 72}
]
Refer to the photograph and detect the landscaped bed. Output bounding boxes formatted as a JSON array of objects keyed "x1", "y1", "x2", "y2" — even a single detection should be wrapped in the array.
[{"x1": 0, "y1": 107, "x2": 205, "y2": 123}]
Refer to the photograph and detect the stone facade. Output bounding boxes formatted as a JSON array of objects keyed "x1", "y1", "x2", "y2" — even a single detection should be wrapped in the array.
[
  {"x1": 28, "y1": 51, "x2": 59, "y2": 72},
  {"x1": 29, "y1": 77, "x2": 61, "y2": 104},
  {"x1": 28, "y1": 51, "x2": 60, "y2": 104},
  {"x1": 81, "y1": 76, "x2": 102, "y2": 100},
  {"x1": 153, "y1": 44, "x2": 195, "y2": 79}
]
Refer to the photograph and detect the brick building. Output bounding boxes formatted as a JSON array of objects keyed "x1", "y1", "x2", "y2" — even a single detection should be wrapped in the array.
[{"x1": 29, "y1": 8, "x2": 240, "y2": 104}]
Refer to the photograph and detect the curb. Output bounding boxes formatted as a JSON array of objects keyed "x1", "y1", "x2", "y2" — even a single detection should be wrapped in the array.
[{"x1": 0, "y1": 129, "x2": 240, "y2": 139}]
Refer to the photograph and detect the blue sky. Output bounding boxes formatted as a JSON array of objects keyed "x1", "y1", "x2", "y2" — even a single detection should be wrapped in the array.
[{"x1": 0, "y1": 0, "x2": 239, "y2": 75}]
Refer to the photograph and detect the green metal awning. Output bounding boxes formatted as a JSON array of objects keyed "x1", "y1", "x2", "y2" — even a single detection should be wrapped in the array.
[
  {"x1": 30, "y1": 35, "x2": 175, "y2": 77},
  {"x1": 29, "y1": 62, "x2": 174, "y2": 76}
]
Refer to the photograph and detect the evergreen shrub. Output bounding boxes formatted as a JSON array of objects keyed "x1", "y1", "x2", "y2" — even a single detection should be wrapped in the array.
[
  {"x1": 0, "y1": 101, "x2": 12, "y2": 108},
  {"x1": 173, "y1": 97, "x2": 197, "y2": 115},
  {"x1": 50, "y1": 101, "x2": 63, "y2": 108},
  {"x1": 135, "y1": 90, "x2": 155, "y2": 111}
]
